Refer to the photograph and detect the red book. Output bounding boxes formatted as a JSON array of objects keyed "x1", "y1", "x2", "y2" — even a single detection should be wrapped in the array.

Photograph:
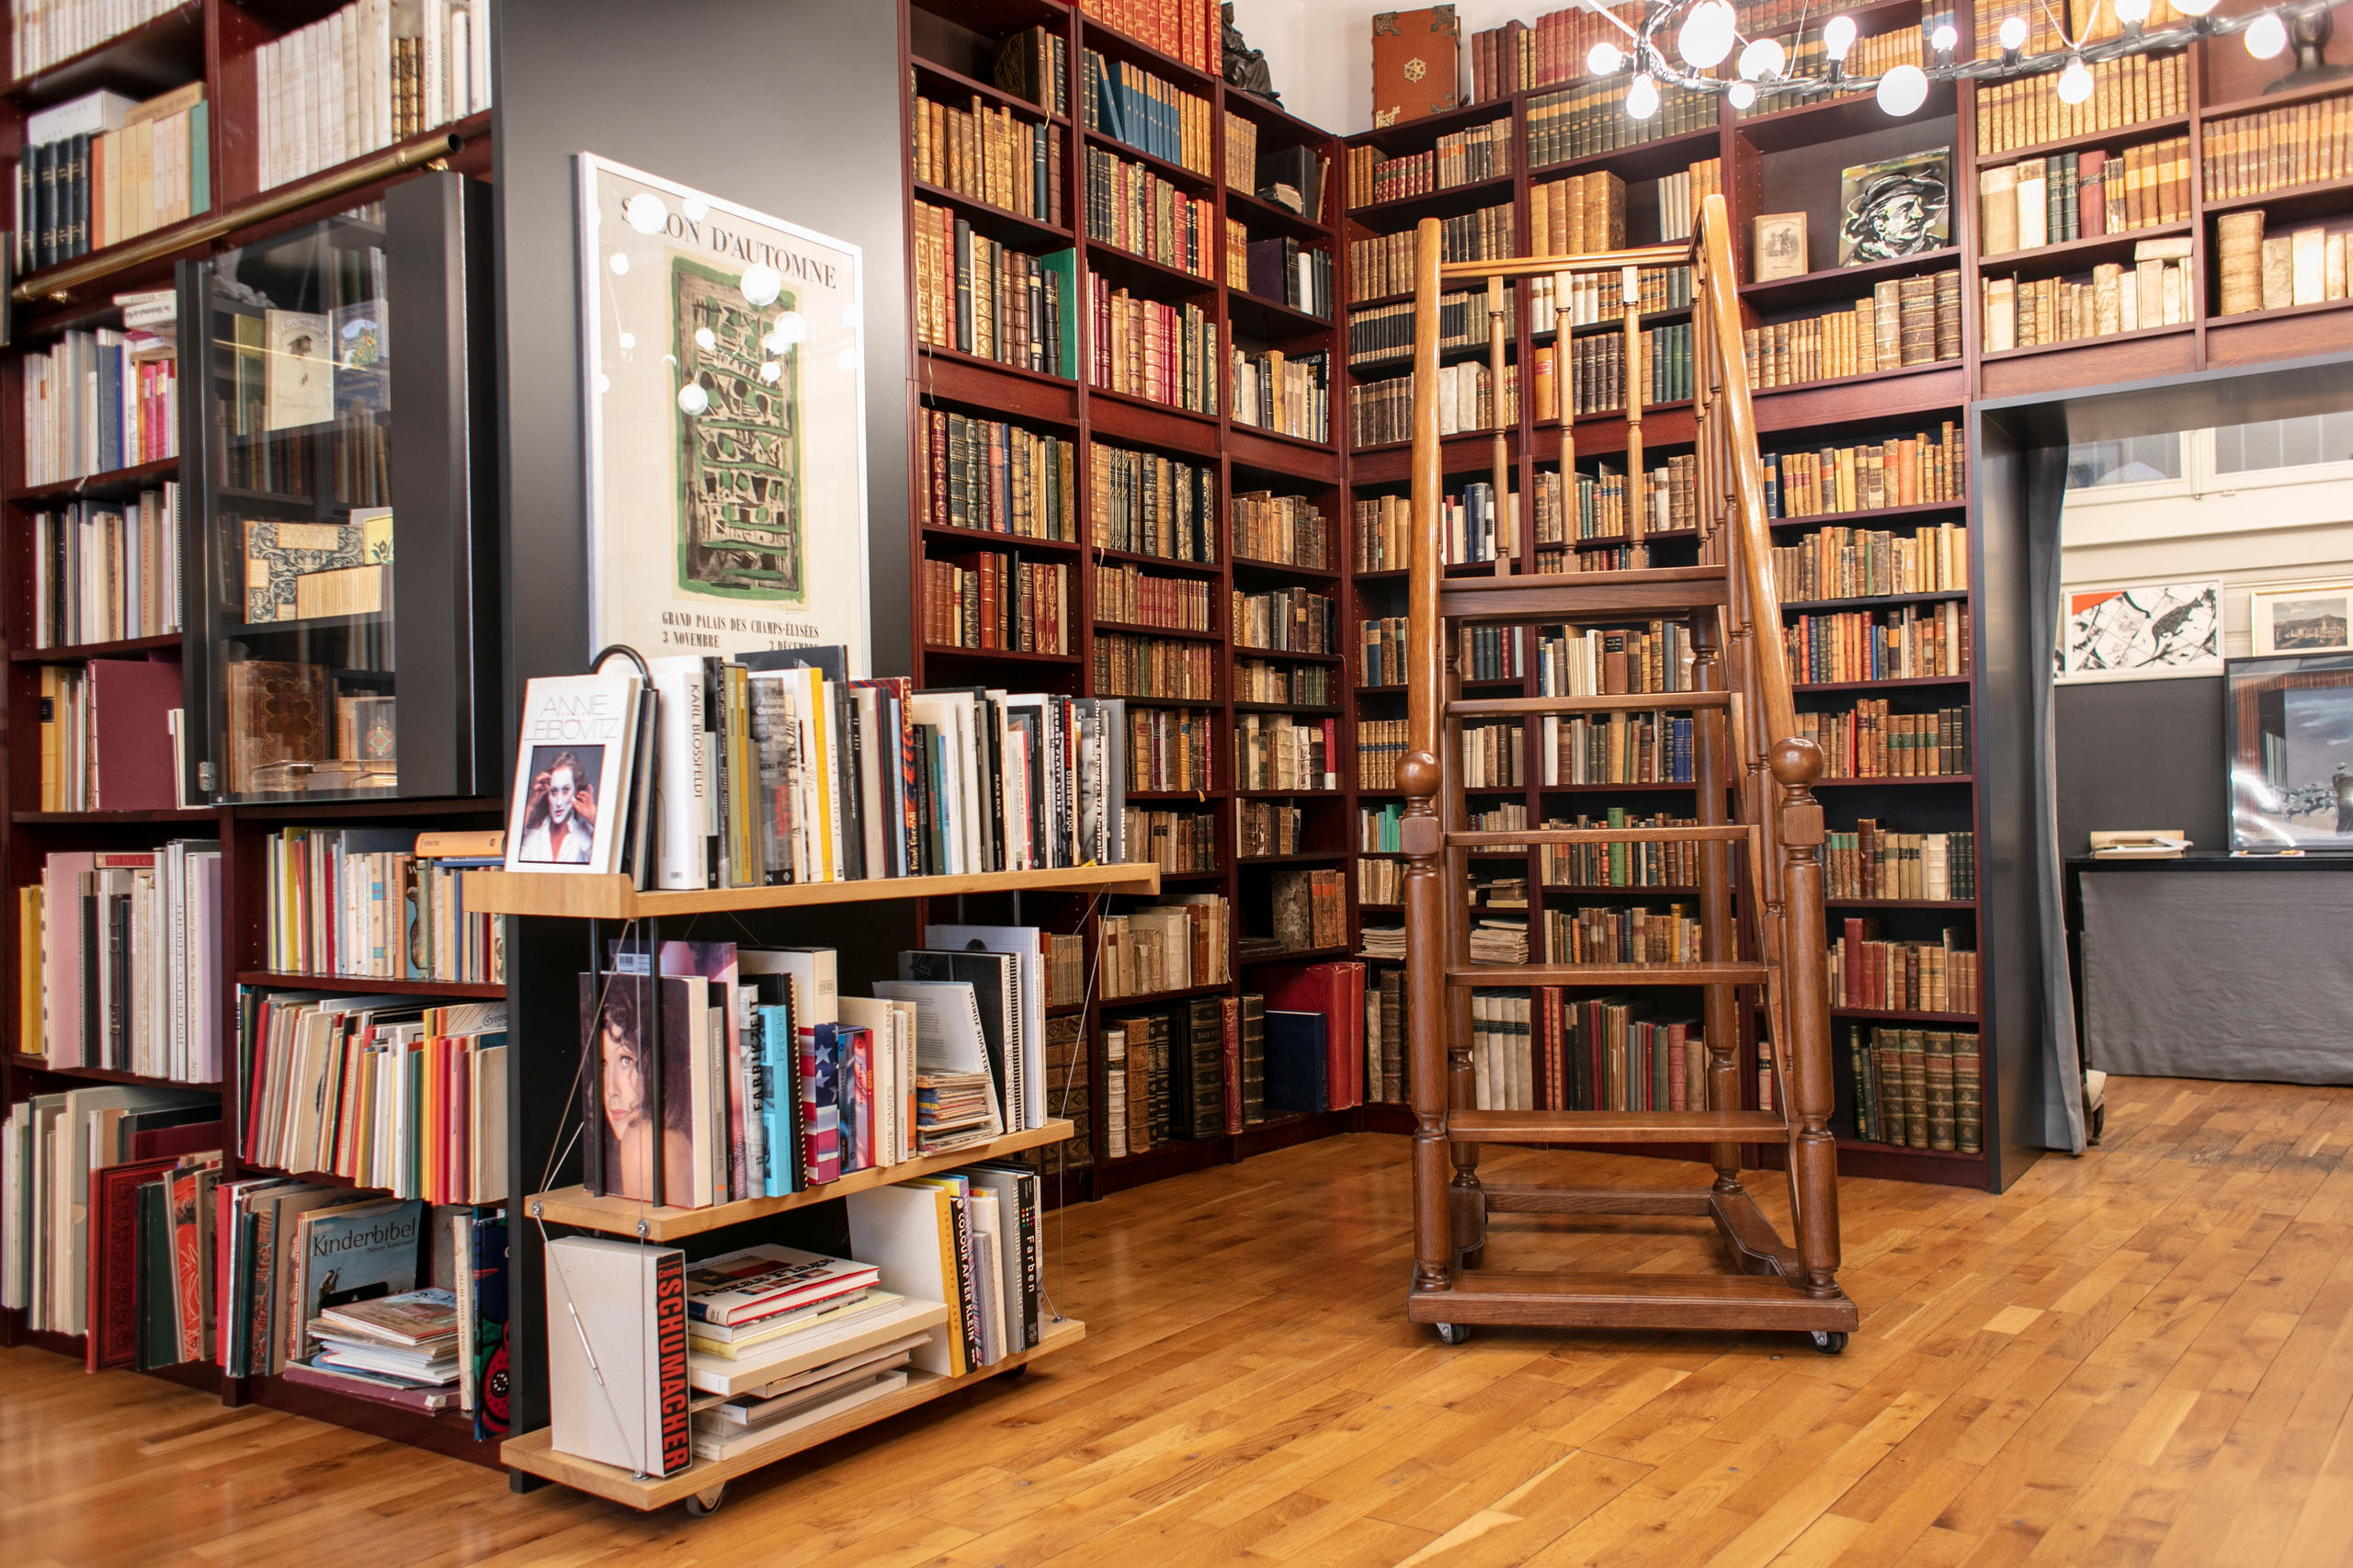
[
  {"x1": 1255, "y1": 961, "x2": 1365, "y2": 1109},
  {"x1": 2079, "y1": 150, "x2": 2107, "y2": 237},
  {"x1": 86, "y1": 1155, "x2": 180, "y2": 1370},
  {"x1": 88, "y1": 655, "x2": 184, "y2": 811}
]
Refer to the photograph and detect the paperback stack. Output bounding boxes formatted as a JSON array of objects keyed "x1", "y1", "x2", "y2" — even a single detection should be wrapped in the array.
[{"x1": 300, "y1": 1288, "x2": 463, "y2": 1401}]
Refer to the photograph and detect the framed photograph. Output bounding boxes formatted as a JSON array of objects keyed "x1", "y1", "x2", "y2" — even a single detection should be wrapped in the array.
[
  {"x1": 2061, "y1": 579, "x2": 2223, "y2": 683},
  {"x1": 1838, "y1": 149, "x2": 1951, "y2": 265},
  {"x1": 2249, "y1": 582, "x2": 2353, "y2": 655},
  {"x1": 1753, "y1": 212, "x2": 1809, "y2": 280},
  {"x1": 577, "y1": 154, "x2": 871, "y2": 673},
  {"x1": 2226, "y1": 653, "x2": 2353, "y2": 850}
]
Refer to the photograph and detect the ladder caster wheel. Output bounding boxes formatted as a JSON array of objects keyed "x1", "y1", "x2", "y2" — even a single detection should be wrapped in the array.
[
  {"x1": 1002, "y1": 1362, "x2": 1029, "y2": 1380},
  {"x1": 684, "y1": 1484, "x2": 727, "y2": 1517},
  {"x1": 1810, "y1": 1330, "x2": 1847, "y2": 1356},
  {"x1": 1435, "y1": 1322, "x2": 1472, "y2": 1346}
]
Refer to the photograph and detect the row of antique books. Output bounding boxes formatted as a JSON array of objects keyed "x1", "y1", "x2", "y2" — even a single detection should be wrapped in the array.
[
  {"x1": 1829, "y1": 926, "x2": 1982, "y2": 1014},
  {"x1": 909, "y1": 202, "x2": 1074, "y2": 378},
  {"x1": 1085, "y1": 147, "x2": 1213, "y2": 276},
  {"x1": 1349, "y1": 359, "x2": 1518, "y2": 447},
  {"x1": 1771, "y1": 521, "x2": 1971, "y2": 603},
  {"x1": 1230, "y1": 347, "x2": 1329, "y2": 442},
  {"x1": 1826, "y1": 824, "x2": 1978, "y2": 903},
  {"x1": 1090, "y1": 280, "x2": 1216, "y2": 414},
  {"x1": 1346, "y1": 118, "x2": 1512, "y2": 209},
  {"x1": 1536, "y1": 456, "x2": 1698, "y2": 545},
  {"x1": 1977, "y1": 138, "x2": 2189, "y2": 258},
  {"x1": 1346, "y1": 288, "x2": 1516, "y2": 368},
  {"x1": 1745, "y1": 273, "x2": 1963, "y2": 390},
  {"x1": 922, "y1": 552, "x2": 1072, "y2": 656},
  {"x1": 1234, "y1": 711, "x2": 1339, "y2": 792},
  {"x1": 1982, "y1": 244, "x2": 2193, "y2": 351},
  {"x1": 1351, "y1": 483, "x2": 1518, "y2": 574},
  {"x1": 1761, "y1": 425, "x2": 1965, "y2": 517},
  {"x1": 1083, "y1": 47, "x2": 1212, "y2": 177},
  {"x1": 1782, "y1": 601, "x2": 1972, "y2": 685},
  {"x1": 254, "y1": 0, "x2": 490, "y2": 192},
  {"x1": 1348, "y1": 202, "x2": 1513, "y2": 301},
  {"x1": 1975, "y1": 51, "x2": 2187, "y2": 158},
  {"x1": 1526, "y1": 79, "x2": 1711, "y2": 170},
  {"x1": 1095, "y1": 561, "x2": 1214, "y2": 630},
  {"x1": 1097, "y1": 894, "x2": 1232, "y2": 999},
  {"x1": 912, "y1": 88, "x2": 1063, "y2": 226},
  {"x1": 1792, "y1": 702, "x2": 1972, "y2": 780},
  {"x1": 1093, "y1": 631, "x2": 1216, "y2": 700},
  {"x1": 1233, "y1": 656, "x2": 1334, "y2": 705},
  {"x1": 1464, "y1": 990, "x2": 1722, "y2": 1117},
  {"x1": 2217, "y1": 213, "x2": 2353, "y2": 318},
  {"x1": 1850, "y1": 1026, "x2": 1983, "y2": 1152},
  {"x1": 16, "y1": 88, "x2": 208, "y2": 274}
]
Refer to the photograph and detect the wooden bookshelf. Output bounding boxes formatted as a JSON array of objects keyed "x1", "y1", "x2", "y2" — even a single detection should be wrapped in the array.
[
  {"x1": 528, "y1": 1119, "x2": 1078, "y2": 1243},
  {"x1": 501, "y1": 1316, "x2": 1087, "y2": 1513},
  {"x1": 0, "y1": 0, "x2": 501, "y2": 1460}
]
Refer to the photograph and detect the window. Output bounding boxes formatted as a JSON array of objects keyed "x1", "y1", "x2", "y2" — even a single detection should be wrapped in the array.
[
  {"x1": 2212, "y1": 413, "x2": 2353, "y2": 475},
  {"x1": 2065, "y1": 435, "x2": 2185, "y2": 490}
]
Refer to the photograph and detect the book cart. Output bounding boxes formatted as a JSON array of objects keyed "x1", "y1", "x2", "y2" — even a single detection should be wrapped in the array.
[{"x1": 472, "y1": 860, "x2": 1157, "y2": 1515}]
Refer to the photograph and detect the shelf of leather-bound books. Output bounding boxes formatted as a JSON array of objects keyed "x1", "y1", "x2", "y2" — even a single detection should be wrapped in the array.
[
  {"x1": 1977, "y1": 111, "x2": 2192, "y2": 169},
  {"x1": 235, "y1": 971, "x2": 507, "y2": 999},
  {"x1": 1783, "y1": 588, "x2": 1971, "y2": 613},
  {"x1": 502, "y1": 1315, "x2": 1086, "y2": 1511},
  {"x1": 907, "y1": 54, "x2": 1071, "y2": 130},
  {"x1": 1824, "y1": 897, "x2": 1978, "y2": 909},
  {"x1": 1529, "y1": 124, "x2": 1722, "y2": 187},
  {"x1": 1080, "y1": 124, "x2": 1215, "y2": 199},
  {"x1": 1739, "y1": 248, "x2": 1964, "y2": 312},
  {"x1": 1767, "y1": 499, "x2": 1966, "y2": 529},
  {"x1": 526, "y1": 1119, "x2": 1077, "y2": 1243},
  {"x1": 464, "y1": 862, "x2": 1162, "y2": 921},
  {"x1": 909, "y1": 179, "x2": 1075, "y2": 251}
]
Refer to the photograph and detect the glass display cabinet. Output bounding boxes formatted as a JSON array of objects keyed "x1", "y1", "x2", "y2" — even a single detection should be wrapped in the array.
[{"x1": 178, "y1": 173, "x2": 497, "y2": 803}]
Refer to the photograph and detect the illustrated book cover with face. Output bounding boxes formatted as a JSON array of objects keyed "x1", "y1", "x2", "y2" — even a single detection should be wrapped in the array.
[
  {"x1": 505, "y1": 672, "x2": 642, "y2": 874},
  {"x1": 578, "y1": 970, "x2": 706, "y2": 1205}
]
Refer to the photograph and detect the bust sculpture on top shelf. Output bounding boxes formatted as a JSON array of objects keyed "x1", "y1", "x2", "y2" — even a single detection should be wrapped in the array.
[{"x1": 1222, "y1": 4, "x2": 1280, "y2": 104}]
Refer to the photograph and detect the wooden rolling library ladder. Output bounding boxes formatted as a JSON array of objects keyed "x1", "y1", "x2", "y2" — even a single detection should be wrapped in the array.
[{"x1": 1399, "y1": 195, "x2": 1857, "y2": 1347}]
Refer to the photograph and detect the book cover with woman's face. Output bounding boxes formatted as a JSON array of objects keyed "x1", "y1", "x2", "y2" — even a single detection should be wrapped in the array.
[{"x1": 582, "y1": 974, "x2": 694, "y2": 1203}]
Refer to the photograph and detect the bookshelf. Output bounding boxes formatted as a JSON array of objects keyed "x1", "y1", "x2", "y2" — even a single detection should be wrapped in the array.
[
  {"x1": 904, "y1": 0, "x2": 1363, "y2": 1199},
  {"x1": 0, "y1": 0, "x2": 500, "y2": 1464},
  {"x1": 475, "y1": 859, "x2": 1131, "y2": 1514}
]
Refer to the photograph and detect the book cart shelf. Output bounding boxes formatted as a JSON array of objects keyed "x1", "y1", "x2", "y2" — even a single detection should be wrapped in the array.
[
  {"x1": 473, "y1": 862, "x2": 1154, "y2": 1514},
  {"x1": 0, "y1": 0, "x2": 499, "y2": 1463}
]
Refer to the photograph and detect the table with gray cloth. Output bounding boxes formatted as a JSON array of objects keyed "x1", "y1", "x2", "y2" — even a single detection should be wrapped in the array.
[{"x1": 2080, "y1": 866, "x2": 2353, "y2": 1085}]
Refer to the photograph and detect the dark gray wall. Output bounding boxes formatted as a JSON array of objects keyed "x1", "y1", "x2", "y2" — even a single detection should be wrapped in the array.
[
  {"x1": 2055, "y1": 677, "x2": 2228, "y2": 857},
  {"x1": 491, "y1": 0, "x2": 913, "y2": 766}
]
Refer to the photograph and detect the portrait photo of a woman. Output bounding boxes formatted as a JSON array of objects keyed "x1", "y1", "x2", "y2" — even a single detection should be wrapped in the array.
[
  {"x1": 585, "y1": 975, "x2": 693, "y2": 1203},
  {"x1": 517, "y1": 745, "x2": 600, "y2": 864}
]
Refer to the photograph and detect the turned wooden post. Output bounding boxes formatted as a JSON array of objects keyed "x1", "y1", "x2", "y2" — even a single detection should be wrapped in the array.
[{"x1": 1771, "y1": 734, "x2": 1843, "y2": 1296}]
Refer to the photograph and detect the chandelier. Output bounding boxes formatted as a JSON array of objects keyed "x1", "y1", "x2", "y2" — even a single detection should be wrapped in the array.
[{"x1": 1586, "y1": 0, "x2": 2344, "y2": 120}]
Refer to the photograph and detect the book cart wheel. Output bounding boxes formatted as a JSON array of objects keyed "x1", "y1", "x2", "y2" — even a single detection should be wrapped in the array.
[
  {"x1": 1810, "y1": 1331, "x2": 1848, "y2": 1356},
  {"x1": 684, "y1": 1484, "x2": 728, "y2": 1517},
  {"x1": 1434, "y1": 1322, "x2": 1471, "y2": 1346}
]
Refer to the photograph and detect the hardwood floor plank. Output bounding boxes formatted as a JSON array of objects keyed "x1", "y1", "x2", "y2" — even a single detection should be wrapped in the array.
[{"x1": 3, "y1": 1078, "x2": 2352, "y2": 1568}]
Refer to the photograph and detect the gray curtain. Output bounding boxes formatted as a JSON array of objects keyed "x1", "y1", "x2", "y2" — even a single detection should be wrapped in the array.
[{"x1": 2026, "y1": 443, "x2": 2087, "y2": 1154}]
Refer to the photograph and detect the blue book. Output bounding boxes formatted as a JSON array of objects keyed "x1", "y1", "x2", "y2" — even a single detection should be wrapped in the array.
[
  {"x1": 1264, "y1": 1009, "x2": 1329, "y2": 1115},
  {"x1": 295, "y1": 1197, "x2": 426, "y2": 1361},
  {"x1": 756, "y1": 1003, "x2": 797, "y2": 1197}
]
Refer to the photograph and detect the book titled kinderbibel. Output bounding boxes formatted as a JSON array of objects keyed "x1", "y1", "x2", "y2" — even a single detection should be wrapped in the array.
[{"x1": 505, "y1": 672, "x2": 643, "y2": 876}]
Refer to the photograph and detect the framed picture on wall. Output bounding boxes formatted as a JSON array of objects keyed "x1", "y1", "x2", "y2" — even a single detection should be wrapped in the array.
[
  {"x1": 575, "y1": 154, "x2": 872, "y2": 675},
  {"x1": 2061, "y1": 579, "x2": 2223, "y2": 682},
  {"x1": 2248, "y1": 583, "x2": 2353, "y2": 656},
  {"x1": 2226, "y1": 653, "x2": 2353, "y2": 850}
]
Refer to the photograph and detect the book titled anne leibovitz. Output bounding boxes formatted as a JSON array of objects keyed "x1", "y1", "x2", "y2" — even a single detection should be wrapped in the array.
[
  {"x1": 506, "y1": 673, "x2": 642, "y2": 874},
  {"x1": 263, "y1": 308, "x2": 334, "y2": 430},
  {"x1": 545, "y1": 1234, "x2": 692, "y2": 1477}
]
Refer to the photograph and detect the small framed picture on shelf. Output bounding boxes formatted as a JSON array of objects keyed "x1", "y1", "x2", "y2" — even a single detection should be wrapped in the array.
[
  {"x1": 2225, "y1": 653, "x2": 2353, "y2": 850},
  {"x1": 2060, "y1": 579, "x2": 2222, "y2": 683},
  {"x1": 2248, "y1": 582, "x2": 2353, "y2": 656},
  {"x1": 1838, "y1": 149, "x2": 1951, "y2": 266},
  {"x1": 1753, "y1": 213, "x2": 1808, "y2": 280}
]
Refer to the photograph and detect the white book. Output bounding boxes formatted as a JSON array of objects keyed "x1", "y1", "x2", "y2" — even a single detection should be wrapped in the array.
[
  {"x1": 469, "y1": 0, "x2": 490, "y2": 112},
  {"x1": 968, "y1": 1196, "x2": 1005, "y2": 1365},
  {"x1": 421, "y1": 0, "x2": 445, "y2": 128},
  {"x1": 503, "y1": 672, "x2": 643, "y2": 875},
  {"x1": 844, "y1": 1182, "x2": 966, "y2": 1376},
  {"x1": 647, "y1": 655, "x2": 712, "y2": 890},
  {"x1": 689, "y1": 1369, "x2": 908, "y2": 1460},
  {"x1": 739, "y1": 947, "x2": 836, "y2": 1028},
  {"x1": 925, "y1": 923, "x2": 1044, "y2": 1132},
  {"x1": 369, "y1": 0, "x2": 395, "y2": 152},
  {"x1": 544, "y1": 1234, "x2": 692, "y2": 1477},
  {"x1": 689, "y1": 1298, "x2": 947, "y2": 1397}
]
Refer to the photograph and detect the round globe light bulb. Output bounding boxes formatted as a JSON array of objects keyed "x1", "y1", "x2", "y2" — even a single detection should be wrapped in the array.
[
  {"x1": 1877, "y1": 62, "x2": 1929, "y2": 116},
  {"x1": 1678, "y1": 0, "x2": 1737, "y2": 68},
  {"x1": 1587, "y1": 40, "x2": 1622, "y2": 75},
  {"x1": 1626, "y1": 73, "x2": 1662, "y2": 120},
  {"x1": 2245, "y1": 13, "x2": 2289, "y2": 56},
  {"x1": 1727, "y1": 79, "x2": 1757, "y2": 109},
  {"x1": 1931, "y1": 22, "x2": 1958, "y2": 52},
  {"x1": 2173, "y1": 0, "x2": 2217, "y2": 15},
  {"x1": 1738, "y1": 36, "x2": 1786, "y2": 80},
  {"x1": 1823, "y1": 15, "x2": 1858, "y2": 60},
  {"x1": 2113, "y1": 0, "x2": 2151, "y2": 22},
  {"x1": 2057, "y1": 55, "x2": 2095, "y2": 103},
  {"x1": 1997, "y1": 15, "x2": 2029, "y2": 50}
]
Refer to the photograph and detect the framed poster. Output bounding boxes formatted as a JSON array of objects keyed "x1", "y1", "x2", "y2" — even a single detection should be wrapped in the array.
[
  {"x1": 2226, "y1": 654, "x2": 2353, "y2": 850},
  {"x1": 2060, "y1": 579, "x2": 2222, "y2": 682},
  {"x1": 2249, "y1": 582, "x2": 2353, "y2": 655},
  {"x1": 577, "y1": 155, "x2": 870, "y2": 673}
]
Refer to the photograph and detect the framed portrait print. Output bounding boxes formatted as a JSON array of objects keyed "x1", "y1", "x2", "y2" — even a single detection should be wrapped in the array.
[
  {"x1": 2226, "y1": 653, "x2": 2353, "y2": 850},
  {"x1": 577, "y1": 155, "x2": 871, "y2": 674},
  {"x1": 2249, "y1": 582, "x2": 2353, "y2": 656},
  {"x1": 1838, "y1": 149, "x2": 1951, "y2": 266}
]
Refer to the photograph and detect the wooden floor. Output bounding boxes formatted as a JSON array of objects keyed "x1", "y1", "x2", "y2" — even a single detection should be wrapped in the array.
[{"x1": 7, "y1": 1074, "x2": 2353, "y2": 1567}]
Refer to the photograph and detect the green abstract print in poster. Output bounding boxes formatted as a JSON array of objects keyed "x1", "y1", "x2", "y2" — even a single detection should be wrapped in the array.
[{"x1": 671, "y1": 256, "x2": 802, "y2": 602}]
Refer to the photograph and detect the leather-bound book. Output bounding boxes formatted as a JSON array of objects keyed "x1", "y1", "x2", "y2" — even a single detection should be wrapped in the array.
[
  {"x1": 1370, "y1": 8, "x2": 1462, "y2": 128},
  {"x1": 225, "y1": 658, "x2": 328, "y2": 794}
]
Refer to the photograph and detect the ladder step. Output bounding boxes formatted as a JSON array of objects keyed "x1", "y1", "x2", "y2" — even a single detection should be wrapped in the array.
[
  {"x1": 1407, "y1": 1269, "x2": 1856, "y2": 1331},
  {"x1": 1446, "y1": 961, "x2": 1769, "y2": 987},
  {"x1": 1448, "y1": 1108, "x2": 1786, "y2": 1143},
  {"x1": 1448, "y1": 825, "x2": 1751, "y2": 846},
  {"x1": 1483, "y1": 1184, "x2": 1717, "y2": 1216},
  {"x1": 1441, "y1": 565, "x2": 1731, "y2": 624},
  {"x1": 1448, "y1": 691, "x2": 1732, "y2": 717}
]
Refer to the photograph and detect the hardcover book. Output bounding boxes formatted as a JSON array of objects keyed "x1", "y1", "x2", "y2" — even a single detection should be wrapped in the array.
[
  {"x1": 504, "y1": 671, "x2": 642, "y2": 874},
  {"x1": 1371, "y1": 7, "x2": 1462, "y2": 129},
  {"x1": 545, "y1": 1234, "x2": 692, "y2": 1477}
]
